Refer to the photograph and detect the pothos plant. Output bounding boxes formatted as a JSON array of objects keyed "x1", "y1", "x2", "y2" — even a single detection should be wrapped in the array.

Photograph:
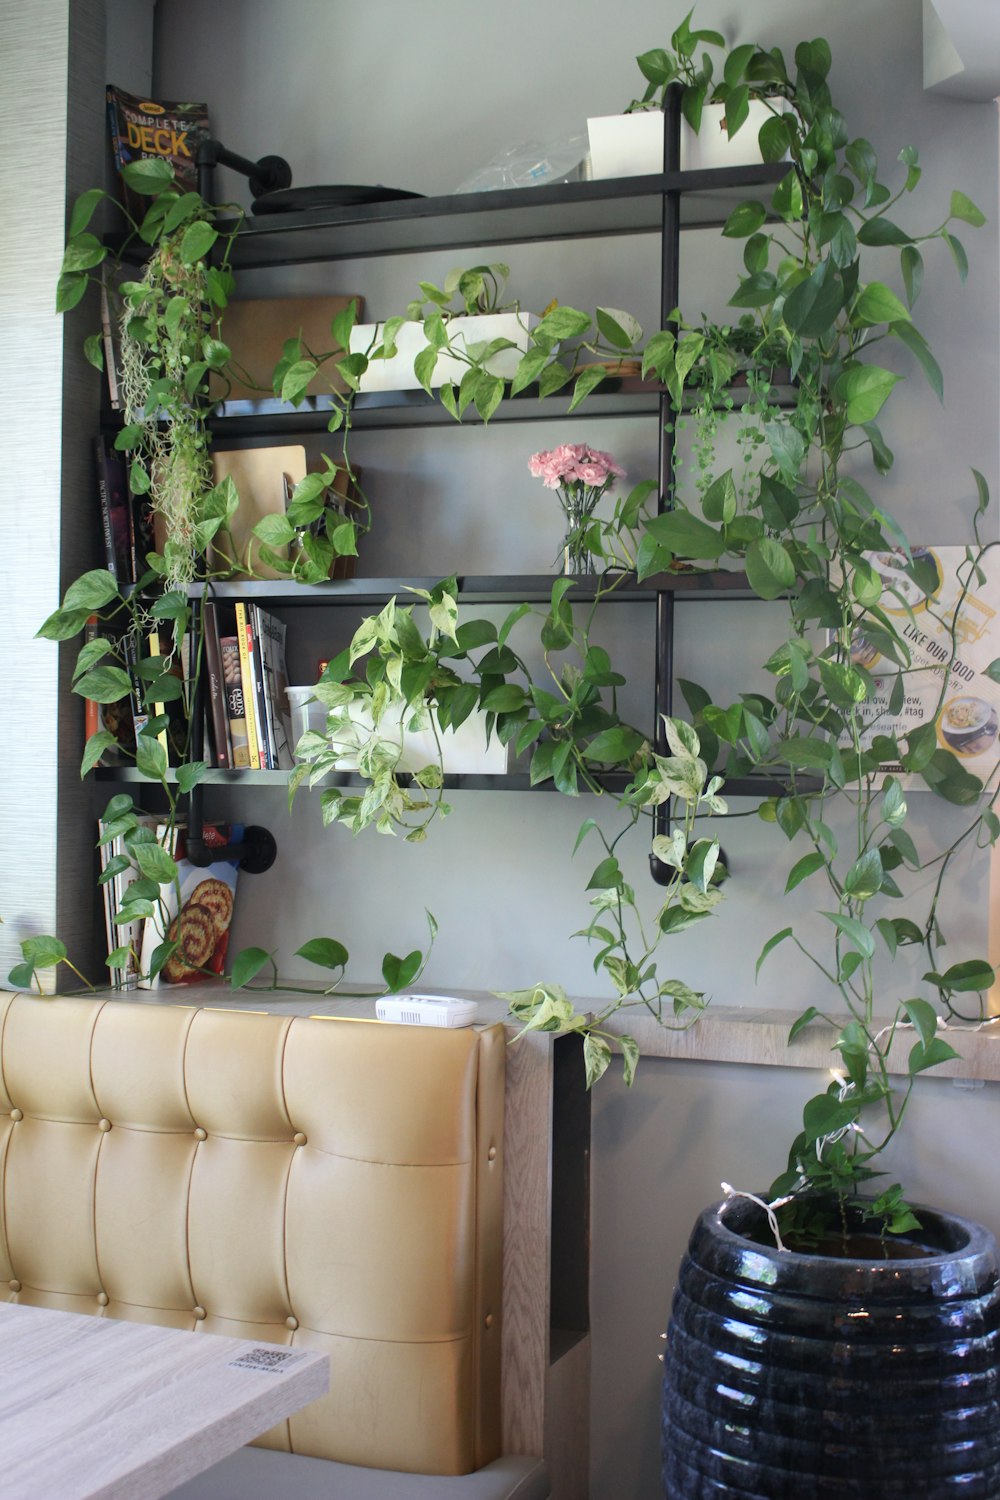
[
  {"x1": 24, "y1": 164, "x2": 695, "y2": 1005},
  {"x1": 621, "y1": 31, "x2": 999, "y2": 1243},
  {"x1": 298, "y1": 30, "x2": 1000, "y2": 1241},
  {"x1": 14, "y1": 157, "x2": 412, "y2": 996},
  {"x1": 291, "y1": 570, "x2": 728, "y2": 1086}
]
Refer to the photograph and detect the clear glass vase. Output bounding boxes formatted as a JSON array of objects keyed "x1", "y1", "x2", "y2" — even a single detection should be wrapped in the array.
[{"x1": 557, "y1": 499, "x2": 598, "y2": 575}]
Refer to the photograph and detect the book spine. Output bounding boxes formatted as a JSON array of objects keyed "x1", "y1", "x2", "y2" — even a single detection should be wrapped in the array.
[
  {"x1": 246, "y1": 605, "x2": 268, "y2": 768},
  {"x1": 259, "y1": 609, "x2": 294, "y2": 770},
  {"x1": 129, "y1": 492, "x2": 155, "y2": 583},
  {"x1": 85, "y1": 615, "x2": 100, "y2": 744},
  {"x1": 202, "y1": 603, "x2": 233, "y2": 768},
  {"x1": 99, "y1": 275, "x2": 121, "y2": 411},
  {"x1": 251, "y1": 605, "x2": 276, "y2": 769},
  {"x1": 93, "y1": 438, "x2": 118, "y2": 579},
  {"x1": 122, "y1": 627, "x2": 148, "y2": 740},
  {"x1": 234, "y1": 603, "x2": 261, "y2": 770},
  {"x1": 146, "y1": 627, "x2": 171, "y2": 761},
  {"x1": 220, "y1": 638, "x2": 250, "y2": 768}
]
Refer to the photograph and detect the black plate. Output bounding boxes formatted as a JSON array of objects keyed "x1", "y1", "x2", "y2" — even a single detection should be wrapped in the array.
[{"x1": 252, "y1": 184, "x2": 425, "y2": 214}]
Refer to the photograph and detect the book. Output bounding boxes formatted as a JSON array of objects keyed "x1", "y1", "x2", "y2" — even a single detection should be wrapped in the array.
[
  {"x1": 289, "y1": 463, "x2": 362, "y2": 580},
  {"x1": 220, "y1": 636, "x2": 250, "y2": 768},
  {"x1": 129, "y1": 489, "x2": 156, "y2": 583},
  {"x1": 234, "y1": 601, "x2": 262, "y2": 769},
  {"x1": 250, "y1": 605, "x2": 274, "y2": 768},
  {"x1": 137, "y1": 822, "x2": 242, "y2": 988},
  {"x1": 209, "y1": 445, "x2": 307, "y2": 578},
  {"x1": 145, "y1": 626, "x2": 189, "y2": 764},
  {"x1": 83, "y1": 617, "x2": 135, "y2": 766},
  {"x1": 254, "y1": 607, "x2": 294, "y2": 770},
  {"x1": 210, "y1": 295, "x2": 363, "y2": 402},
  {"x1": 106, "y1": 86, "x2": 210, "y2": 221},
  {"x1": 99, "y1": 810, "x2": 162, "y2": 989},
  {"x1": 121, "y1": 626, "x2": 149, "y2": 741},
  {"x1": 202, "y1": 602, "x2": 233, "y2": 768},
  {"x1": 99, "y1": 263, "x2": 127, "y2": 412},
  {"x1": 94, "y1": 436, "x2": 131, "y2": 581},
  {"x1": 247, "y1": 605, "x2": 272, "y2": 768}
]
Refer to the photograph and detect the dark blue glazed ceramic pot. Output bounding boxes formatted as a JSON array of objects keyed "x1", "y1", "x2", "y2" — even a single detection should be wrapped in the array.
[{"x1": 661, "y1": 1196, "x2": 1000, "y2": 1498}]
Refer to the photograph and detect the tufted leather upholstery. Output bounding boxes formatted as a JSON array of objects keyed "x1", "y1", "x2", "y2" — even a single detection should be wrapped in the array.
[{"x1": 0, "y1": 993, "x2": 506, "y2": 1478}]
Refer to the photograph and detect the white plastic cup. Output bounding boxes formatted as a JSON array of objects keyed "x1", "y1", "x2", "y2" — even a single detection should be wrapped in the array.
[{"x1": 285, "y1": 685, "x2": 328, "y2": 745}]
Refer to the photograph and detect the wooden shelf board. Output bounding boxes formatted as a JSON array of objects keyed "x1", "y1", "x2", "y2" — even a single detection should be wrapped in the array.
[{"x1": 602, "y1": 1004, "x2": 1000, "y2": 1082}]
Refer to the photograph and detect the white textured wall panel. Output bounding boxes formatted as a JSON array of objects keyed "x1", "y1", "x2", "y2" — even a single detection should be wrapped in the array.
[
  {"x1": 0, "y1": 0, "x2": 70, "y2": 978},
  {"x1": 0, "y1": 0, "x2": 108, "y2": 986}
]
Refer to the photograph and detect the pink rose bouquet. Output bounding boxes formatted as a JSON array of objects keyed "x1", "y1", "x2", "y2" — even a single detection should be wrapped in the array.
[{"x1": 528, "y1": 443, "x2": 625, "y2": 573}]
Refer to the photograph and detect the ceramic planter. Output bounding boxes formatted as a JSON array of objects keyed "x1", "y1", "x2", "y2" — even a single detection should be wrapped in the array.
[
  {"x1": 349, "y1": 313, "x2": 538, "y2": 392},
  {"x1": 587, "y1": 110, "x2": 666, "y2": 178},
  {"x1": 288, "y1": 691, "x2": 508, "y2": 775},
  {"x1": 683, "y1": 99, "x2": 779, "y2": 172},
  {"x1": 661, "y1": 1196, "x2": 1000, "y2": 1498},
  {"x1": 587, "y1": 100, "x2": 781, "y2": 179}
]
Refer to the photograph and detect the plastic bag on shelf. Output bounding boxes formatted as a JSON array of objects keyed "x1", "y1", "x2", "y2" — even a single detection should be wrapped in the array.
[{"x1": 454, "y1": 132, "x2": 590, "y2": 193}]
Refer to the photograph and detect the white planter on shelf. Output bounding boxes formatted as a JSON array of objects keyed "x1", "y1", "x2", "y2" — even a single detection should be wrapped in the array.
[
  {"x1": 683, "y1": 99, "x2": 779, "y2": 171},
  {"x1": 587, "y1": 99, "x2": 781, "y2": 178},
  {"x1": 349, "y1": 313, "x2": 539, "y2": 393},
  {"x1": 287, "y1": 688, "x2": 508, "y2": 775},
  {"x1": 587, "y1": 110, "x2": 666, "y2": 178},
  {"x1": 286, "y1": 685, "x2": 328, "y2": 745}
]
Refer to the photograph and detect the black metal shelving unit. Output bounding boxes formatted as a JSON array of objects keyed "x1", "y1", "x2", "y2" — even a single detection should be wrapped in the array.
[
  {"x1": 112, "y1": 101, "x2": 789, "y2": 860},
  {"x1": 183, "y1": 570, "x2": 756, "y2": 606},
  {"x1": 111, "y1": 163, "x2": 786, "y2": 272}
]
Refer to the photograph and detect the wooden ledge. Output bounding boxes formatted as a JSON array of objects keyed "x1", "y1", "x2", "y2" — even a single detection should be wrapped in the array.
[
  {"x1": 47, "y1": 986, "x2": 1000, "y2": 1084},
  {"x1": 602, "y1": 1005, "x2": 1000, "y2": 1082}
]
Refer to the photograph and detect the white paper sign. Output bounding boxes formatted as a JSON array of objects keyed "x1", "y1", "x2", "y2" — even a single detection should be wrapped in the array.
[{"x1": 846, "y1": 546, "x2": 999, "y2": 777}]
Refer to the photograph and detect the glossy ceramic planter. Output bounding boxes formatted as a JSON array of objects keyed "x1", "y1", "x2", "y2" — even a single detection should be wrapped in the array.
[{"x1": 661, "y1": 1197, "x2": 1000, "y2": 1498}]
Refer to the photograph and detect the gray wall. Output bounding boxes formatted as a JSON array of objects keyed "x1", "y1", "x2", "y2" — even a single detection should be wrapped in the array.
[{"x1": 132, "y1": 1, "x2": 1000, "y2": 1493}]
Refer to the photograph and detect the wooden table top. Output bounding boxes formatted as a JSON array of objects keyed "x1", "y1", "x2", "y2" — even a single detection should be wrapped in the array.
[{"x1": 0, "y1": 1301, "x2": 329, "y2": 1500}]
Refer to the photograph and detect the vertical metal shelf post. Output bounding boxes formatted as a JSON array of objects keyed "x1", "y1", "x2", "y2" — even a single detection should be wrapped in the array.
[{"x1": 650, "y1": 86, "x2": 683, "y2": 886}]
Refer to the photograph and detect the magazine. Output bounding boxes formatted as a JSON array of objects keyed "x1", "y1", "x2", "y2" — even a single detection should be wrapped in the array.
[
  {"x1": 106, "y1": 86, "x2": 210, "y2": 220},
  {"x1": 138, "y1": 823, "x2": 243, "y2": 987},
  {"x1": 99, "y1": 811, "x2": 162, "y2": 989}
]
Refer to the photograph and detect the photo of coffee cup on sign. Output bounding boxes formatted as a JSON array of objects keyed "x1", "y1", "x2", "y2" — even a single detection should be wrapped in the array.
[{"x1": 937, "y1": 695, "x2": 1000, "y2": 759}]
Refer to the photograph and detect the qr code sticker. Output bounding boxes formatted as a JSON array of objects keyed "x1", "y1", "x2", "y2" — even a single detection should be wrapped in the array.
[{"x1": 228, "y1": 1346, "x2": 306, "y2": 1374}]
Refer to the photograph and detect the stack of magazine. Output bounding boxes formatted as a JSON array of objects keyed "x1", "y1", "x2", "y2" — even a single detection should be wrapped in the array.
[
  {"x1": 98, "y1": 818, "x2": 242, "y2": 990},
  {"x1": 202, "y1": 600, "x2": 293, "y2": 770}
]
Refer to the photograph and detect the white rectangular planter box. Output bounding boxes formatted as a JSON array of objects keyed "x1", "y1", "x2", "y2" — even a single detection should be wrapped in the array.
[
  {"x1": 350, "y1": 313, "x2": 537, "y2": 393},
  {"x1": 587, "y1": 110, "x2": 666, "y2": 178},
  {"x1": 587, "y1": 99, "x2": 780, "y2": 178},
  {"x1": 288, "y1": 689, "x2": 508, "y2": 775}
]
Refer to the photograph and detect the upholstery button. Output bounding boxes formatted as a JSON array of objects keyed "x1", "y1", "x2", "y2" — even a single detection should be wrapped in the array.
[
  {"x1": 194, "y1": 1127, "x2": 207, "y2": 1141},
  {"x1": 10, "y1": 1109, "x2": 22, "y2": 1122},
  {"x1": 193, "y1": 1306, "x2": 206, "y2": 1320},
  {"x1": 8, "y1": 1280, "x2": 20, "y2": 1293},
  {"x1": 97, "y1": 1292, "x2": 109, "y2": 1306},
  {"x1": 484, "y1": 1313, "x2": 495, "y2": 1329},
  {"x1": 293, "y1": 1132, "x2": 307, "y2": 1146},
  {"x1": 285, "y1": 1316, "x2": 299, "y2": 1330},
  {"x1": 488, "y1": 1145, "x2": 497, "y2": 1161},
  {"x1": 98, "y1": 1118, "x2": 112, "y2": 1133}
]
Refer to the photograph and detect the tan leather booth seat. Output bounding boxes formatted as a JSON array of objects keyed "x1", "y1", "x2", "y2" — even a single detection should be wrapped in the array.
[{"x1": 0, "y1": 993, "x2": 549, "y2": 1498}]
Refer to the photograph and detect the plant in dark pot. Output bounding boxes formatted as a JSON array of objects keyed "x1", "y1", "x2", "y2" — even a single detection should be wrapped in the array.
[{"x1": 630, "y1": 30, "x2": 1000, "y2": 1500}]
